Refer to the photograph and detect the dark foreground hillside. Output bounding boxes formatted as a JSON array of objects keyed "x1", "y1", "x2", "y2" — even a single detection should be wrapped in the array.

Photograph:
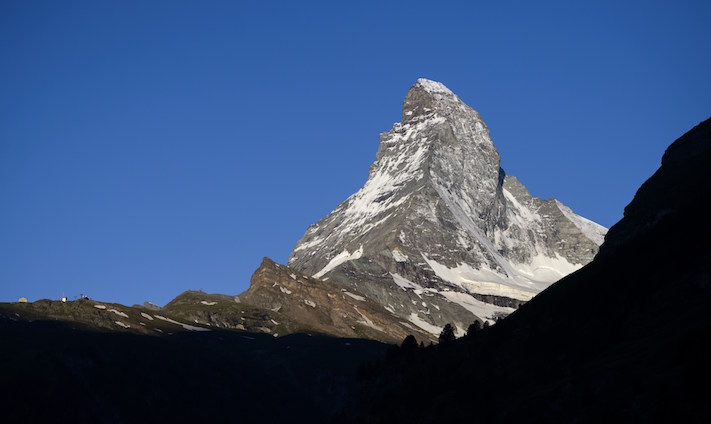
[
  {"x1": 339, "y1": 117, "x2": 711, "y2": 423},
  {"x1": 0, "y1": 318, "x2": 386, "y2": 423}
]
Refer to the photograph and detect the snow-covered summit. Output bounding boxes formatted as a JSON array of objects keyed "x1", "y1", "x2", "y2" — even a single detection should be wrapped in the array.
[
  {"x1": 415, "y1": 78, "x2": 455, "y2": 95},
  {"x1": 288, "y1": 79, "x2": 607, "y2": 335},
  {"x1": 401, "y1": 79, "x2": 481, "y2": 128}
]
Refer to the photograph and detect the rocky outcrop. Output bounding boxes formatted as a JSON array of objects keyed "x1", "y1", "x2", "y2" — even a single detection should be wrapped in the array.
[
  {"x1": 288, "y1": 79, "x2": 607, "y2": 335},
  {"x1": 240, "y1": 258, "x2": 434, "y2": 344}
]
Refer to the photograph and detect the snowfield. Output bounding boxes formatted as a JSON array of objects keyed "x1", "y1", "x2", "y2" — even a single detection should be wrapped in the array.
[{"x1": 154, "y1": 315, "x2": 210, "y2": 332}]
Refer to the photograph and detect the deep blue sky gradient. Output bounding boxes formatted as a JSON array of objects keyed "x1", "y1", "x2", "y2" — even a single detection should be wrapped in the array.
[{"x1": 2, "y1": 1, "x2": 710, "y2": 305}]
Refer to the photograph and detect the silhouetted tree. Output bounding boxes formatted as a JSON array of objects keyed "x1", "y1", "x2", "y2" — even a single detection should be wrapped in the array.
[
  {"x1": 439, "y1": 323, "x2": 456, "y2": 344},
  {"x1": 385, "y1": 344, "x2": 400, "y2": 362},
  {"x1": 401, "y1": 335, "x2": 418, "y2": 354},
  {"x1": 483, "y1": 321, "x2": 490, "y2": 329},
  {"x1": 466, "y1": 321, "x2": 482, "y2": 336}
]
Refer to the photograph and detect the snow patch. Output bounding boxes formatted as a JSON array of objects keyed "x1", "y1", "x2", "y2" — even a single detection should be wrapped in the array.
[
  {"x1": 393, "y1": 261, "x2": 517, "y2": 323},
  {"x1": 421, "y1": 253, "x2": 576, "y2": 301},
  {"x1": 439, "y1": 291, "x2": 515, "y2": 324},
  {"x1": 555, "y1": 200, "x2": 607, "y2": 246},
  {"x1": 279, "y1": 286, "x2": 292, "y2": 295},
  {"x1": 391, "y1": 273, "x2": 419, "y2": 290},
  {"x1": 293, "y1": 235, "x2": 324, "y2": 252},
  {"x1": 108, "y1": 309, "x2": 128, "y2": 318},
  {"x1": 416, "y1": 78, "x2": 454, "y2": 95},
  {"x1": 392, "y1": 249, "x2": 408, "y2": 263},
  {"x1": 141, "y1": 312, "x2": 154, "y2": 320},
  {"x1": 407, "y1": 313, "x2": 441, "y2": 335},
  {"x1": 200, "y1": 300, "x2": 217, "y2": 306},
  {"x1": 313, "y1": 245, "x2": 363, "y2": 278},
  {"x1": 303, "y1": 299, "x2": 316, "y2": 308},
  {"x1": 114, "y1": 321, "x2": 130, "y2": 328},
  {"x1": 511, "y1": 252, "x2": 583, "y2": 284},
  {"x1": 354, "y1": 306, "x2": 383, "y2": 331},
  {"x1": 93, "y1": 304, "x2": 106, "y2": 310},
  {"x1": 154, "y1": 315, "x2": 210, "y2": 332},
  {"x1": 344, "y1": 291, "x2": 366, "y2": 301},
  {"x1": 400, "y1": 321, "x2": 415, "y2": 331},
  {"x1": 503, "y1": 188, "x2": 542, "y2": 225}
]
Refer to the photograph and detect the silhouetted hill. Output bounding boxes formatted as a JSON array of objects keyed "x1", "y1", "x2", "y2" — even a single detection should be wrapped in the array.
[
  {"x1": 0, "y1": 317, "x2": 386, "y2": 423},
  {"x1": 340, "y1": 117, "x2": 711, "y2": 423}
]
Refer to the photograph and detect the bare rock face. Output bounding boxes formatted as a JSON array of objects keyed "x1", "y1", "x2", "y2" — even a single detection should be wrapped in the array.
[
  {"x1": 288, "y1": 79, "x2": 607, "y2": 336},
  {"x1": 241, "y1": 258, "x2": 433, "y2": 344}
]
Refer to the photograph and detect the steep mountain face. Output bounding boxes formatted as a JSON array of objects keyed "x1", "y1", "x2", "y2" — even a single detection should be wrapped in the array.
[{"x1": 289, "y1": 79, "x2": 606, "y2": 334}]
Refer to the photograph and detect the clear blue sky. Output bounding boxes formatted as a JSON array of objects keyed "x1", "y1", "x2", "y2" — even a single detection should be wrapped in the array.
[{"x1": 2, "y1": 1, "x2": 709, "y2": 306}]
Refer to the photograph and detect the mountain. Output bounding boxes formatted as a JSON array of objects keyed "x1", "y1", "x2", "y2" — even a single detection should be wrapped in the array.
[
  {"x1": 4, "y1": 79, "x2": 605, "y2": 346},
  {"x1": 340, "y1": 117, "x2": 711, "y2": 422},
  {"x1": 289, "y1": 78, "x2": 606, "y2": 335},
  {"x1": 2, "y1": 89, "x2": 707, "y2": 423}
]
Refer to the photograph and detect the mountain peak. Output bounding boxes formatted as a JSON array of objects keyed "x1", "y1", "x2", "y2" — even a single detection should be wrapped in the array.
[
  {"x1": 402, "y1": 78, "x2": 466, "y2": 123},
  {"x1": 289, "y1": 80, "x2": 607, "y2": 334},
  {"x1": 414, "y1": 78, "x2": 454, "y2": 95}
]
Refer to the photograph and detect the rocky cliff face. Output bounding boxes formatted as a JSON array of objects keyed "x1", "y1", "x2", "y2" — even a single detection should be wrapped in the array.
[{"x1": 288, "y1": 79, "x2": 606, "y2": 335}]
